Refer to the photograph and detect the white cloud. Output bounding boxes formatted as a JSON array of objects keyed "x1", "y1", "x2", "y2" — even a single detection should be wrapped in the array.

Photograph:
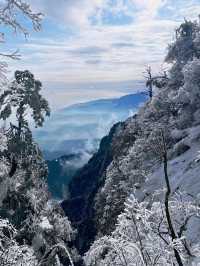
[
  {"x1": 12, "y1": 20, "x2": 175, "y2": 83},
  {"x1": 9, "y1": 0, "x2": 200, "y2": 108},
  {"x1": 130, "y1": 0, "x2": 167, "y2": 20},
  {"x1": 28, "y1": 0, "x2": 107, "y2": 28}
]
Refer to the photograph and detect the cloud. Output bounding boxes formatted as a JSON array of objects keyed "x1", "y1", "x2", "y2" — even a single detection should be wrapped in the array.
[
  {"x1": 8, "y1": 0, "x2": 200, "y2": 108},
  {"x1": 70, "y1": 46, "x2": 108, "y2": 56},
  {"x1": 130, "y1": 0, "x2": 166, "y2": 19},
  {"x1": 40, "y1": 79, "x2": 144, "y2": 109},
  {"x1": 112, "y1": 42, "x2": 136, "y2": 48},
  {"x1": 12, "y1": 19, "x2": 175, "y2": 84},
  {"x1": 85, "y1": 59, "x2": 102, "y2": 65},
  {"x1": 28, "y1": 0, "x2": 106, "y2": 28}
]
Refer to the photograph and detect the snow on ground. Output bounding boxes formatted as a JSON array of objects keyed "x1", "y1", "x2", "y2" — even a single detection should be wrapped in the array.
[{"x1": 145, "y1": 125, "x2": 200, "y2": 196}]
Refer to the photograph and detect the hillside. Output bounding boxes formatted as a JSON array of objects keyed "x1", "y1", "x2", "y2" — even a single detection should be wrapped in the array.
[
  {"x1": 62, "y1": 18, "x2": 200, "y2": 265},
  {"x1": 61, "y1": 122, "x2": 123, "y2": 252}
]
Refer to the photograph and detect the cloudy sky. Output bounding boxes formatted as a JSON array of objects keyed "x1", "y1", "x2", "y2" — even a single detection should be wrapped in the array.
[{"x1": 4, "y1": 0, "x2": 200, "y2": 109}]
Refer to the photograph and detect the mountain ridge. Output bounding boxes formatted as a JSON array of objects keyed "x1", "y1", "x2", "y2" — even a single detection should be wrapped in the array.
[{"x1": 34, "y1": 92, "x2": 146, "y2": 159}]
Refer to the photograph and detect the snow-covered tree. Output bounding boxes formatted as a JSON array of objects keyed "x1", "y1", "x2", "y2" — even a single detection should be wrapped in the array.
[
  {"x1": 84, "y1": 16, "x2": 200, "y2": 266},
  {"x1": 0, "y1": 0, "x2": 42, "y2": 81},
  {"x1": 0, "y1": 70, "x2": 50, "y2": 130},
  {"x1": 0, "y1": 218, "x2": 38, "y2": 265},
  {"x1": 144, "y1": 66, "x2": 168, "y2": 100},
  {"x1": 0, "y1": 2, "x2": 79, "y2": 265},
  {"x1": 0, "y1": 70, "x2": 50, "y2": 177},
  {"x1": 85, "y1": 189, "x2": 200, "y2": 266}
]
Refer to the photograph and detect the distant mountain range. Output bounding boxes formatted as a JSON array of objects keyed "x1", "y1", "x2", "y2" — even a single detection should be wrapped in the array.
[
  {"x1": 34, "y1": 93, "x2": 147, "y2": 198},
  {"x1": 34, "y1": 93, "x2": 146, "y2": 160}
]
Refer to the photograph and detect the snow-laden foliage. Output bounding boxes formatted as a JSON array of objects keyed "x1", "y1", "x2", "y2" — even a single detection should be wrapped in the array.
[
  {"x1": 94, "y1": 16, "x2": 200, "y2": 236},
  {"x1": 0, "y1": 106, "x2": 77, "y2": 266},
  {"x1": 0, "y1": 104, "x2": 77, "y2": 265},
  {"x1": 85, "y1": 191, "x2": 200, "y2": 266},
  {"x1": 84, "y1": 17, "x2": 200, "y2": 265},
  {"x1": 0, "y1": 0, "x2": 42, "y2": 81},
  {"x1": 0, "y1": 70, "x2": 50, "y2": 128},
  {"x1": 0, "y1": 218, "x2": 38, "y2": 265},
  {"x1": 0, "y1": 123, "x2": 78, "y2": 265},
  {"x1": 0, "y1": 2, "x2": 79, "y2": 265}
]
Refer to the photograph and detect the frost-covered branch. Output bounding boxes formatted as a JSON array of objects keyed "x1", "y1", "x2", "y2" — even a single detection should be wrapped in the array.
[
  {"x1": 144, "y1": 66, "x2": 168, "y2": 99},
  {"x1": 0, "y1": 0, "x2": 43, "y2": 81},
  {"x1": 0, "y1": 0, "x2": 42, "y2": 35},
  {"x1": 39, "y1": 243, "x2": 74, "y2": 266}
]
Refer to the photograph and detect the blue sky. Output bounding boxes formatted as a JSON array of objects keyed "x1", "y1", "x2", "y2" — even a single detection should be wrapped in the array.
[{"x1": 3, "y1": 0, "x2": 200, "y2": 109}]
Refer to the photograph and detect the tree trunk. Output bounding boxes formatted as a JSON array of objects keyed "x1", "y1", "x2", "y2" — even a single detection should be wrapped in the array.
[{"x1": 162, "y1": 135, "x2": 183, "y2": 266}]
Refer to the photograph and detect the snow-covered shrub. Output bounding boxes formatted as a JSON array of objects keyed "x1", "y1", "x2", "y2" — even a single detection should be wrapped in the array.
[
  {"x1": 0, "y1": 218, "x2": 38, "y2": 266},
  {"x1": 183, "y1": 58, "x2": 200, "y2": 105},
  {"x1": 86, "y1": 190, "x2": 200, "y2": 266}
]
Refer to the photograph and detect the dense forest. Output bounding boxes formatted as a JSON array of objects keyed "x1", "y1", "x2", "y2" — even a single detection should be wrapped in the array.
[{"x1": 0, "y1": 1, "x2": 200, "y2": 266}]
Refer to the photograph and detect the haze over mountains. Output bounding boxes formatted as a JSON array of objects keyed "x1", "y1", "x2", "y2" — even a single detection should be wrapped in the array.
[
  {"x1": 34, "y1": 93, "x2": 146, "y2": 160},
  {"x1": 36, "y1": 93, "x2": 146, "y2": 198}
]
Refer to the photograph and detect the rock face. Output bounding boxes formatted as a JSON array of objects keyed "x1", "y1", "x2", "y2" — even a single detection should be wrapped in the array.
[
  {"x1": 61, "y1": 122, "x2": 123, "y2": 253},
  {"x1": 61, "y1": 115, "x2": 139, "y2": 254}
]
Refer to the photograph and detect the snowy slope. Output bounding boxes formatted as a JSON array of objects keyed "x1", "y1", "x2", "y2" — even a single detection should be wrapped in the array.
[
  {"x1": 63, "y1": 17, "x2": 200, "y2": 265},
  {"x1": 145, "y1": 125, "x2": 200, "y2": 196}
]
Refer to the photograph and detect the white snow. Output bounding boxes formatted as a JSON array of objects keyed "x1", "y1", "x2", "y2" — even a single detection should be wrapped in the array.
[
  {"x1": 145, "y1": 125, "x2": 200, "y2": 196},
  {"x1": 39, "y1": 217, "x2": 53, "y2": 230}
]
